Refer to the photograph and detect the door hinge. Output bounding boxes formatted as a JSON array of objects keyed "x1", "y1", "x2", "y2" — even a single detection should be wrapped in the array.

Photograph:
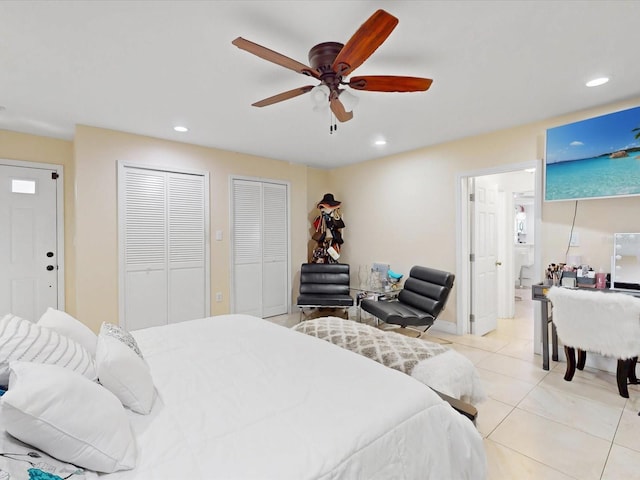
[
  {"x1": 51, "y1": 172, "x2": 59, "y2": 180},
  {"x1": 469, "y1": 314, "x2": 475, "y2": 323},
  {"x1": 469, "y1": 193, "x2": 475, "y2": 202},
  {"x1": 469, "y1": 253, "x2": 475, "y2": 262}
]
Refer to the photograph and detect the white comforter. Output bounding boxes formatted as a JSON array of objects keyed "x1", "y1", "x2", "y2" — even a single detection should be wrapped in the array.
[{"x1": 101, "y1": 314, "x2": 486, "y2": 479}]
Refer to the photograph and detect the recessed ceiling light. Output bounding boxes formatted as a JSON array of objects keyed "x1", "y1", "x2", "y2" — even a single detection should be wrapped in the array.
[
  {"x1": 173, "y1": 126, "x2": 188, "y2": 132},
  {"x1": 585, "y1": 77, "x2": 609, "y2": 87},
  {"x1": 374, "y1": 139, "x2": 387, "y2": 146}
]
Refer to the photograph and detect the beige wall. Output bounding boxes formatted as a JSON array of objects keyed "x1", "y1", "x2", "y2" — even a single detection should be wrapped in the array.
[
  {"x1": 0, "y1": 130, "x2": 77, "y2": 312},
  {"x1": 72, "y1": 125, "x2": 314, "y2": 332},
  {"x1": 4, "y1": 95, "x2": 640, "y2": 331},
  {"x1": 329, "y1": 97, "x2": 640, "y2": 325}
]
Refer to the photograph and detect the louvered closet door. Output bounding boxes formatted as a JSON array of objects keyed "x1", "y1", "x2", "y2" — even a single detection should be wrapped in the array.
[
  {"x1": 123, "y1": 169, "x2": 168, "y2": 330},
  {"x1": 121, "y1": 166, "x2": 207, "y2": 331},
  {"x1": 168, "y1": 173, "x2": 206, "y2": 323},
  {"x1": 232, "y1": 179, "x2": 288, "y2": 318},
  {"x1": 262, "y1": 182, "x2": 288, "y2": 317}
]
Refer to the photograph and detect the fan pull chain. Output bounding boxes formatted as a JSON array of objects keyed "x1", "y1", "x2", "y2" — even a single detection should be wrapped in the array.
[{"x1": 329, "y1": 111, "x2": 337, "y2": 135}]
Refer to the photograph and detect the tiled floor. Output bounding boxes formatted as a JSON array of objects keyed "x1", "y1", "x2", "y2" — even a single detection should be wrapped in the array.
[{"x1": 271, "y1": 289, "x2": 640, "y2": 480}]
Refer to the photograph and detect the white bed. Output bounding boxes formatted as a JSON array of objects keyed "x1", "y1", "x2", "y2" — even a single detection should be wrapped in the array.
[{"x1": 1, "y1": 313, "x2": 486, "y2": 479}]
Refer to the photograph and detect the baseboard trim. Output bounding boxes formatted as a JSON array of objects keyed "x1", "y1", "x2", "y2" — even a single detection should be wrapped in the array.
[{"x1": 431, "y1": 319, "x2": 457, "y2": 335}]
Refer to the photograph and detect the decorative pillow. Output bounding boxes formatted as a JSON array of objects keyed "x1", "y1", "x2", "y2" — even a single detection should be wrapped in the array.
[
  {"x1": 96, "y1": 322, "x2": 155, "y2": 414},
  {"x1": 100, "y1": 322, "x2": 143, "y2": 358},
  {"x1": 0, "y1": 314, "x2": 96, "y2": 386},
  {"x1": 38, "y1": 307, "x2": 98, "y2": 356},
  {"x1": 0, "y1": 361, "x2": 137, "y2": 473}
]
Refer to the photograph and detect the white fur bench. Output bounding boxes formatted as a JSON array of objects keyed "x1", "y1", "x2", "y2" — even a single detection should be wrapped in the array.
[
  {"x1": 546, "y1": 286, "x2": 640, "y2": 397},
  {"x1": 292, "y1": 316, "x2": 486, "y2": 405}
]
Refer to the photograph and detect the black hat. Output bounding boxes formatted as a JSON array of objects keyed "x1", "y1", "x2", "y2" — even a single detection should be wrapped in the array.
[{"x1": 317, "y1": 193, "x2": 341, "y2": 208}]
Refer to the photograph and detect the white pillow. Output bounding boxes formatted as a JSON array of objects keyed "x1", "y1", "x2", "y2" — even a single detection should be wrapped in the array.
[
  {"x1": 0, "y1": 361, "x2": 137, "y2": 473},
  {"x1": 0, "y1": 314, "x2": 96, "y2": 386},
  {"x1": 96, "y1": 322, "x2": 155, "y2": 414},
  {"x1": 38, "y1": 307, "x2": 98, "y2": 356}
]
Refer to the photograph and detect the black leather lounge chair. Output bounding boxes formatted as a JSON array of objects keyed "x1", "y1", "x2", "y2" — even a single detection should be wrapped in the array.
[
  {"x1": 360, "y1": 265, "x2": 454, "y2": 333},
  {"x1": 297, "y1": 263, "x2": 354, "y2": 320}
]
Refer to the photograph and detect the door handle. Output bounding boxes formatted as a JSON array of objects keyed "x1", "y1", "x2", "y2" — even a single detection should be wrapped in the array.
[
  {"x1": 46, "y1": 251, "x2": 54, "y2": 257},
  {"x1": 495, "y1": 261, "x2": 502, "y2": 266},
  {"x1": 46, "y1": 265, "x2": 55, "y2": 271}
]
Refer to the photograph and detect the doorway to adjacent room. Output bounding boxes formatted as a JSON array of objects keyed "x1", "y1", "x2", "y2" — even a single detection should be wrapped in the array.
[{"x1": 455, "y1": 161, "x2": 542, "y2": 338}]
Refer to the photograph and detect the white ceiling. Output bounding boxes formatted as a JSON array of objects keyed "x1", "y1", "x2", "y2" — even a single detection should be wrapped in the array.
[{"x1": 1, "y1": 1, "x2": 639, "y2": 169}]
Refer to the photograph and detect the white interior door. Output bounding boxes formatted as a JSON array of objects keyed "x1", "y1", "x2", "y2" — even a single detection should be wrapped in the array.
[
  {"x1": 119, "y1": 164, "x2": 209, "y2": 331},
  {"x1": 471, "y1": 177, "x2": 499, "y2": 335},
  {"x1": 231, "y1": 178, "x2": 289, "y2": 318},
  {"x1": 0, "y1": 164, "x2": 60, "y2": 320}
]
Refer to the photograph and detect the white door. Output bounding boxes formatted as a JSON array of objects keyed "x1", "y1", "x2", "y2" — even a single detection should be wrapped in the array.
[
  {"x1": 231, "y1": 178, "x2": 289, "y2": 318},
  {"x1": 471, "y1": 176, "x2": 499, "y2": 335},
  {"x1": 119, "y1": 164, "x2": 209, "y2": 331},
  {"x1": 0, "y1": 164, "x2": 59, "y2": 320}
]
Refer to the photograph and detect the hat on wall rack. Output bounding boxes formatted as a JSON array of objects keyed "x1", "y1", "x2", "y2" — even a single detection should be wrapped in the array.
[{"x1": 317, "y1": 193, "x2": 341, "y2": 208}]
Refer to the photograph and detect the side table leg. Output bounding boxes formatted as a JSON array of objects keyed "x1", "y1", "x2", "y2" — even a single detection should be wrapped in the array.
[{"x1": 541, "y1": 301, "x2": 550, "y2": 370}]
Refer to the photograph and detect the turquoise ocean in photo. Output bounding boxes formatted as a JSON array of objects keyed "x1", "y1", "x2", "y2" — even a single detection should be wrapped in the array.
[
  {"x1": 545, "y1": 154, "x2": 640, "y2": 200},
  {"x1": 545, "y1": 105, "x2": 640, "y2": 200}
]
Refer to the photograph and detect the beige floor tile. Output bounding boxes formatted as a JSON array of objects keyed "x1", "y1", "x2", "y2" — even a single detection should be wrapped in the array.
[
  {"x1": 517, "y1": 382, "x2": 623, "y2": 441},
  {"x1": 614, "y1": 408, "x2": 640, "y2": 453},
  {"x1": 601, "y1": 444, "x2": 640, "y2": 480},
  {"x1": 448, "y1": 343, "x2": 494, "y2": 365},
  {"x1": 557, "y1": 364, "x2": 622, "y2": 394},
  {"x1": 494, "y1": 339, "x2": 537, "y2": 363},
  {"x1": 541, "y1": 371, "x2": 627, "y2": 408},
  {"x1": 624, "y1": 391, "x2": 640, "y2": 413},
  {"x1": 476, "y1": 398, "x2": 514, "y2": 438},
  {"x1": 477, "y1": 368, "x2": 537, "y2": 406},
  {"x1": 476, "y1": 352, "x2": 549, "y2": 385},
  {"x1": 490, "y1": 318, "x2": 534, "y2": 342},
  {"x1": 484, "y1": 439, "x2": 575, "y2": 480},
  {"x1": 489, "y1": 409, "x2": 610, "y2": 480},
  {"x1": 432, "y1": 331, "x2": 510, "y2": 352}
]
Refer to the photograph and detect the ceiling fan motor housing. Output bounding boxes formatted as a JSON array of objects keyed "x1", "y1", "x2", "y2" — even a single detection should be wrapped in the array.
[{"x1": 309, "y1": 42, "x2": 344, "y2": 91}]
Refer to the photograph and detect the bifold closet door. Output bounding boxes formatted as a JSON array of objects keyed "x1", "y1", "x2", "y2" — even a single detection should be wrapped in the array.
[
  {"x1": 120, "y1": 166, "x2": 208, "y2": 331},
  {"x1": 232, "y1": 179, "x2": 288, "y2": 318}
]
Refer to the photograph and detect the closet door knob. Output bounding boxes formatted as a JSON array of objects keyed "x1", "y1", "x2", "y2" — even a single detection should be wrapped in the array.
[{"x1": 46, "y1": 265, "x2": 55, "y2": 271}]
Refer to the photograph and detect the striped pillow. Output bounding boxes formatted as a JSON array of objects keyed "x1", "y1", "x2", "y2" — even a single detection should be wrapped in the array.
[{"x1": 0, "y1": 314, "x2": 96, "y2": 386}]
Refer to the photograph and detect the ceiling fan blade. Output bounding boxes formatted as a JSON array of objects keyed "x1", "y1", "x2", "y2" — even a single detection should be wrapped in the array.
[
  {"x1": 331, "y1": 10, "x2": 399, "y2": 77},
  {"x1": 329, "y1": 95, "x2": 354, "y2": 123},
  {"x1": 349, "y1": 76, "x2": 433, "y2": 92},
  {"x1": 232, "y1": 37, "x2": 319, "y2": 78},
  {"x1": 252, "y1": 85, "x2": 314, "y2": 107}
]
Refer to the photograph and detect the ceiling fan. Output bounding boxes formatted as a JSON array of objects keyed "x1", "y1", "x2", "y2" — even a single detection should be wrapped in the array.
[{"x1": 232, "y1": 9, "x2": 433, "y2": 123}]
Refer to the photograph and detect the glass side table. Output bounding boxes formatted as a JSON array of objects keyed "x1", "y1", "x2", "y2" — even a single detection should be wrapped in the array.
[{"x1": 350, "y1": 285, "x2": 402, "y2": 323}]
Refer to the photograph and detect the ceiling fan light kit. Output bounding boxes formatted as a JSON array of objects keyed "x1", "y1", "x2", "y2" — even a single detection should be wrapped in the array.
[{"x1": 232, "y1": 9, "x2": 432, "y2": 129}]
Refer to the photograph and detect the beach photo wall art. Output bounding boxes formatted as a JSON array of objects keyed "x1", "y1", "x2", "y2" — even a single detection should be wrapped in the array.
[{"x1": 544, "y1": 105, "x2": 640, "y2": 201}]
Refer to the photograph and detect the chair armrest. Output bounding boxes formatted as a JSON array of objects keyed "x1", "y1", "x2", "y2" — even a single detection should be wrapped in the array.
[{"x1": 431, "y1": 388, "x2": 478, "y2": 424}]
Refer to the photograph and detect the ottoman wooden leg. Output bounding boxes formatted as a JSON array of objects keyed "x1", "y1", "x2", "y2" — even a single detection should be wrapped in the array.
[
  {"x1": 616, "y1": 359, "x2": 631, "y2": 398},
  {"x1": 564, "y1": 346, "x2": 576, "y2": 381}
]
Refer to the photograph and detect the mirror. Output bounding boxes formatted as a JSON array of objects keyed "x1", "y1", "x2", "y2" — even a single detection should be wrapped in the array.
[
  {"x1": 513, "y1": 199, "x2": 534, "y2": 244},
  {"x1": 612, "y1": 233, "x2": 640, "y2": 290}
]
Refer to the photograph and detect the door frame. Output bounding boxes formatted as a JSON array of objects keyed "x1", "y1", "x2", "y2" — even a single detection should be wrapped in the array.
[
  {"x1": 229, "y1": 175, "x2": 292, "y2": 317},
  {"x1": 455, "y1": 160, "x2": 542, "y2": 335},
  {"x1": 0, "y1": 158, "x2": 65, "y2": 310}
]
